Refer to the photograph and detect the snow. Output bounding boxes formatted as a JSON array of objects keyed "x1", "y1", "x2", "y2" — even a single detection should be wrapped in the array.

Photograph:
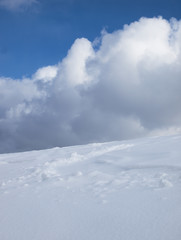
[{"x1": 0, "y1": 135, "x2": 181, "y2": 240}]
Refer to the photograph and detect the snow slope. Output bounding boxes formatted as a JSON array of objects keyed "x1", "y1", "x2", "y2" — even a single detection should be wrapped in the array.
[{"x1": 0, "y1": 135, "x2": 181, "y2": 240}]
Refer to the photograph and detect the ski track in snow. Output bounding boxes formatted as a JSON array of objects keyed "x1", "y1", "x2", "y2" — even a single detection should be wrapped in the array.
[{"x1": 1, "y1": 136, "x2": 181, "y2": 202}]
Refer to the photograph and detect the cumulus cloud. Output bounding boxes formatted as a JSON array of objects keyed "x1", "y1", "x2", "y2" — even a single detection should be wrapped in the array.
[
  {"x1": 0, "y1": 0, "x2": 37, "y2": 11},
  {"x1": 0, "y1": 16, "x2": 181, "y2": 153}
]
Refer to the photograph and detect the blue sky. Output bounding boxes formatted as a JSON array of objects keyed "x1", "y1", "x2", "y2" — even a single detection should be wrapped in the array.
[
  {"x1": 0, "y1": 0, "x2": 181, "y2": 153},
  {"x1": 0, "y1": 0, "x2": 180, "y2": 78}
]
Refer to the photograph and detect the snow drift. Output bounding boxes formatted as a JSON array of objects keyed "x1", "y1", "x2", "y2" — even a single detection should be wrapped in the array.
[{"x1": 0, "y1": 135, "x2": 181, "y2": 240}]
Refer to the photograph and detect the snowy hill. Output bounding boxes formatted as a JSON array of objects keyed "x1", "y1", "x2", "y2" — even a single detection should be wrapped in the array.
[{"x1": 0, "y1": 135, "x2": 181, "y2": 240}]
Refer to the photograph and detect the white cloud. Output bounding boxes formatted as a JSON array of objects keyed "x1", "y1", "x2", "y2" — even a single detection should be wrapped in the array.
[
  {"x1": 33, "y1": 66, "x2": 58, "y2": 83},
  {"x1": 0, "y1": 0, "x2": 38, "y2": 11},
  {"x1": 57, "y1": 38, "x2": 95, "y2": 86},
  {"x1": 0, "y1": 17, "x2": 181, "y2": 153}
]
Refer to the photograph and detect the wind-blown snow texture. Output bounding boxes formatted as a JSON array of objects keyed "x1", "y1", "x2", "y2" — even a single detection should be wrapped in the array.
[{"x1": 0, "y1": 135, "x2": 181, "y2": 240}]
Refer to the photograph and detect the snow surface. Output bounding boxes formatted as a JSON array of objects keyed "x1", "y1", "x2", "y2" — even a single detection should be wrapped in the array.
[{"x1": 0, "y1": 135, "x2": 181, "y2": 240}]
